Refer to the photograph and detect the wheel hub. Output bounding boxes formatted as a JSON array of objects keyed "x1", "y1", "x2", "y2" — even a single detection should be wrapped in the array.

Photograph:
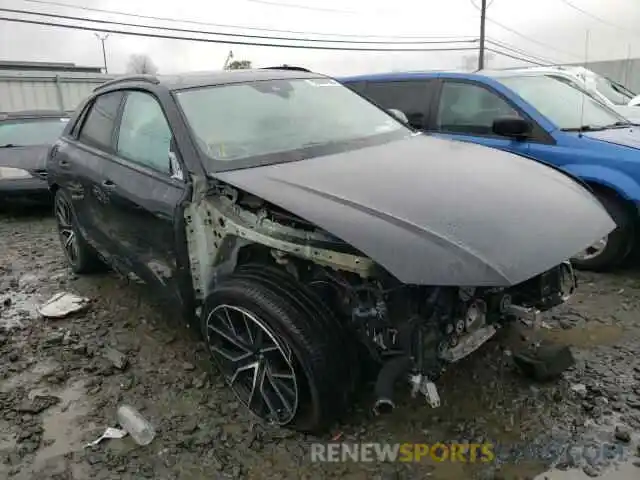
[
  {"x1": 55, "y1": 197, "x2": 79, "y2": 265},
  {"x1": 205, "y1": 304, "x2": 299, "y2": 425}
]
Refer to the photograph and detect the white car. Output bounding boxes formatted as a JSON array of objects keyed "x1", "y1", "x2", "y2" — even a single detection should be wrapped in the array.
[{"x1": 504, "y1": 66, "x2": 640, "y2": 124}]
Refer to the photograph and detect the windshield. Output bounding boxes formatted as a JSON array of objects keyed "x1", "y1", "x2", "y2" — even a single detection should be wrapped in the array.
[
  {"x1": 595, "y1": 75, "x2": 635, "y2": 105},
  {"x1": 497, "y1": 75, "x2": 626, "y2": 130},
  {"x1": 175, "y1": 77, "x2": 408, "y2": 167},
  {"x1": 0, "y1": 117, "x2": 68, "y2": 147}
]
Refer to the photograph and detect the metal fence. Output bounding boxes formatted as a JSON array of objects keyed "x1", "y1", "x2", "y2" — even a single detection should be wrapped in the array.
[{"x1": 0, "y1": 70, "x2": 114, "y2": 114}]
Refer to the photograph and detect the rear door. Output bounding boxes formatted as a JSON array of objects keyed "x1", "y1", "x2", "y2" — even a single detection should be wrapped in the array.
[
  {"x1": 428, "y1": 79, "x2": 532, "y2": 156},
  {"x1": 103, "y1": 89, "x2": 186, "y2": 295},
  {"x1": 356, "y1": 79, "x2": 437, "y2": 130},
  {"x1": 53, "y1": 90, "x2": 125, "y2": 256}
]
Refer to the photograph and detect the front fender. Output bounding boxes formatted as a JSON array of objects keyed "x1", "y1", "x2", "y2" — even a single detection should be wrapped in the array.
[{"x1": 562, "y1": 164, "x2": 640, "y2": 202}]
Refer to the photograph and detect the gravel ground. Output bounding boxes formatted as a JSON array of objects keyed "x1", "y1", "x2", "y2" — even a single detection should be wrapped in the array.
[{"x1": 1, "y1": 209, "x2": 639, "y2": 480}]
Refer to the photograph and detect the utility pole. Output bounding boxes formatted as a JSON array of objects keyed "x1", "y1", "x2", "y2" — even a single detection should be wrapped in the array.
[
  {"x1": 94, "y1": 33, "x2": 109, "y2": 74},
  {"x1": 478, "y1": 0, "x2": 487, "y2": 70}
]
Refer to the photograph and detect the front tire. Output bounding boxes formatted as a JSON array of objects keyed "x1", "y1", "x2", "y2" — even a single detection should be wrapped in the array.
[
  {"x1": 54, "y1": 189, "x2": 105, "y2": 274},
  {"x1": 201, "y1": 271, "x2": 355, "y2": 433},
  {"x1": 572, "y1": 190, "x2": 635, "y2": 271}
]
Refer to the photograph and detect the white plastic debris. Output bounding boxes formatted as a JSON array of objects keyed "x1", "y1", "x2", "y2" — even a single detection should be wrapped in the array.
[
  {"x1": 38, "y1": 293, "x2": 89, "y2": 319},
  {"x1": 84, "y1": 427, "x2": 127, "y2": 448},
  {"x1": 117, "y1": 405, "x2": 156, "y2": 446},
  {"x1": 570, "y1": 383, "x2": 587, "y2": 395}
]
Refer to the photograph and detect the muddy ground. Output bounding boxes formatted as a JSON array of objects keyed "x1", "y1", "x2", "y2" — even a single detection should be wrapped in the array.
[{"x1": 0, "y1": 209, "x2": 639, "y2": 480}]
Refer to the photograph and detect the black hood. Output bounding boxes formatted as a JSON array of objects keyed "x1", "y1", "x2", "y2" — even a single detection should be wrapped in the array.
[
  {"x1": 215, "y1": 134, "x2": 615, "y2": 287},
  {"x1": 0, "y1": 145, "x2": 49, "y2": 172}
]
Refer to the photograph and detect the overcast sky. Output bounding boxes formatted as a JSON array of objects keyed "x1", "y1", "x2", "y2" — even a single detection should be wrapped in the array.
[{"x1": 0, "y1": 0, "x2": 639, "y2": 75}]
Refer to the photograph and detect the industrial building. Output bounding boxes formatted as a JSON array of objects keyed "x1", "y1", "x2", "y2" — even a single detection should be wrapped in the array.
[{"x1": 0, "y1": 60, "x2": 114, "y2": 114}]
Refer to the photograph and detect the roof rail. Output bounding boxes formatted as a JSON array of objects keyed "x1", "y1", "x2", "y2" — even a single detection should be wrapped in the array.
[
  {"x1": 261, "y1": 65, "x2": 311, "y2": 72},
  {"x1": 94, "y1": 74, "x2": 160, "y2": 91}
]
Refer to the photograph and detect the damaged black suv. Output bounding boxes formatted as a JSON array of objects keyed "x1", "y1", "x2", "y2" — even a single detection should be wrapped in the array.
[{"x1": 46, "y1": 68, "x2": 614, "y2": 432}]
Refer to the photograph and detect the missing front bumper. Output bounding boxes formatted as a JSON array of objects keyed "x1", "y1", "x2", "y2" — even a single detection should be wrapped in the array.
[{"x1": 506, "y1": 261, "x2": 577, "y2": 328}]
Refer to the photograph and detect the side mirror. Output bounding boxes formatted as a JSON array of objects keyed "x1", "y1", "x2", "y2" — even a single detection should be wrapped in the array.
[
  {"x1": 388, "y1": 108, "x2": 409, "y2": 124},
  {"x1": 492, "y1": 116, "x2": 532, "y2": 139}
]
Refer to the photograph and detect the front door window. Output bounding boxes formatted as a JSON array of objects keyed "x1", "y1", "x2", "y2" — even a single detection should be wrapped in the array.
[{"x1": 436, "y1": 82, "x2": 520, "y2": 136}]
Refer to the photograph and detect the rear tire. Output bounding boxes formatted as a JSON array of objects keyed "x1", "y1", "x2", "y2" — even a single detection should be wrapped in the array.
[
  {"x1": 201, "y1": 270, "x2": 357, "y2": 432},
  {"x1": 54, "y1": 189, "x2": 105, "y2": 274},
  {"x1": 572, "y1": 190, "x2": 634, "y2": 271}
]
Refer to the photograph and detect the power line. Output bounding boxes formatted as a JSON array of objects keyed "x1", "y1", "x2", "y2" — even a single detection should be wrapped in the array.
[
  {"x1": 558, "y1": 0, "x2": 639, "y2": 37},
  {"x1": 0, "y1": 15, "x2": 481, "y2": 52},
  {"x1": 486, "y1": 16, "x2": 583, "y2": 61},
  {"x1": 0, "y1": 7, "x2": 479, "y2": 45},
  {"x1": 17, "y1": 0, "x2": 478, "y2": 41},
  {"x1": 485, "y1": 38, "x2": 561, "y2": 65},
  {"x1": 243, "y1": 0, "x2": 356, "y2": 14},
  {"x1": 468, "y1": 0, "x2": 583, "y2": 61},
  {"x1": 485, "y1": 47, "x2": 548, "y2": 66}
]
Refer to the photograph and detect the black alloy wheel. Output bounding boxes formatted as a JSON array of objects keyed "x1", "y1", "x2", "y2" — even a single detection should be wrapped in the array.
[
  {"x1": 54, "y1": 190, "x2": 104, "y2": 273},
  {"x1": 205, "y1": 303, "x2": 299, "y2": 425}
]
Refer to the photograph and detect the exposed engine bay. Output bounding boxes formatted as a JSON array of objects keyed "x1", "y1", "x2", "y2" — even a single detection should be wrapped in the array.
[{"x1": 185, "y1": 181, "x2": 577, "y2": 413}]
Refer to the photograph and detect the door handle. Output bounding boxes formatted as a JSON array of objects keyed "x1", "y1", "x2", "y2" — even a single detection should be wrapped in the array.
[{"x1": 102, "y1": 179, "x2": 116, "y2": 189}]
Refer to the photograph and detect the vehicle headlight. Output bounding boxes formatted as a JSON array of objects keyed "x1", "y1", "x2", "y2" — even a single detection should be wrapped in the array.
[{"x1": 0, "y1": 167, "x2": 32, "y2": 179}]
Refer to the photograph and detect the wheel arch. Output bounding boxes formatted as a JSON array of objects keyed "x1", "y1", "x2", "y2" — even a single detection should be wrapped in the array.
[
  {"x1": 582, "y1": 180, "x2": 639, "y2": 222},
  {"x1": 563, "y1": 164, "x2": 640, "y2": 203}
]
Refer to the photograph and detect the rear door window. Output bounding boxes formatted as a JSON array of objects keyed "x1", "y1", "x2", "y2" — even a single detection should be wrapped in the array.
[
  {"x1": 78, "y1": 91, "x2": 124, "y2": 151},
  {"x1": 362, "y1": 80, "x2": 434, "y2": 129}
]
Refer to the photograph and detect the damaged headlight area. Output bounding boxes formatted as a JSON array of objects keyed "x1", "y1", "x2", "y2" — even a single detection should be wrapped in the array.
[{"x1": 0, "y1": 167, "x2": 33, "y2": 180}]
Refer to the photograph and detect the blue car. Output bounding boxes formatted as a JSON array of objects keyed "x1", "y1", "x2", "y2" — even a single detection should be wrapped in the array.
[{"x1": 339, "y1": 70, "x2": 640, "y2": 271}]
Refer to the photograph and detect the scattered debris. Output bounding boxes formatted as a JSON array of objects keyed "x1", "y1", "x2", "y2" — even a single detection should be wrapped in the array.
[
  {"x1": 182, "y1": 362, "x2": 195, "y2": 371},
  {"x1": 513, "y1": 344, "x2": 576, "y2": 381},
  {"x1": 614, "y1": 425, "x2": 631, "y2": 443},
  {"x1": 103, "y1": 347, "x2": 128, "y2": 370},
  {"x1": 84, "y1": 427, "x2": 128, "y2": 448},
  {"x1": 117, "y1": 405, "x2": 156, "y2": 446},
  {"x1": 38, "y1": 292, "x2": 89, "y2": 319},
  {"x1": 570, "y1": 383, "x2": 588, "y2": 396},
  {"x1": 582, "y1": 464, "x2": 601, "y2": 477},
  {"x1": 16, "y1": 395, "x2": 60, "y2": 414}
]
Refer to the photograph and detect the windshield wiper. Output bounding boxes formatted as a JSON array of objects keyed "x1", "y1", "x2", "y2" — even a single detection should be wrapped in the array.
[
  {"x1": 601, "y1": 121, "x2": 634, "y2": 129},
  {"x1": 563, "y1": 121, "x2": 634, "y2": 132},
  {"x1": 561, "y1": 125, "x2": 607, "y2": 132}
]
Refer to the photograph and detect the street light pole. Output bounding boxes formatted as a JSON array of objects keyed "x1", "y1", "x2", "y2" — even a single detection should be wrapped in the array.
[
  {"x1": 478, "y1": 0, "x2": 487, "y2": 70},
  {"x1": 94, "y1": 33, "x2": 109, "y2": 74}
]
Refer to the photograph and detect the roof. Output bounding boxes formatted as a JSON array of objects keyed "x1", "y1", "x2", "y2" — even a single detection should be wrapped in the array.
[
  {"x1": 338, "y1": 67, "x2": 591, "y2": 83},
  {"x1": 0, "y1": 60, "x2": 103, "y2": 74},
  {"x1": 338, "y1": 71, "x2": 444, "y2": 82},
  {"x1": 97, "y1": 68, "x2": 322, "y2": 92},
  {"x1": 0, "y1": 110, "x2": 69, "y2": 120}
]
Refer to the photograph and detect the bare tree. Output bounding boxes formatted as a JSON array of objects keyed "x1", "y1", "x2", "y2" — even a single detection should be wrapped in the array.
[
  {"x1": 226, "y1": 60, "x2": 252, "y2": 70},
  {"x1": 126, "y1": 54, "x2": 159, "y2": 74}
]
